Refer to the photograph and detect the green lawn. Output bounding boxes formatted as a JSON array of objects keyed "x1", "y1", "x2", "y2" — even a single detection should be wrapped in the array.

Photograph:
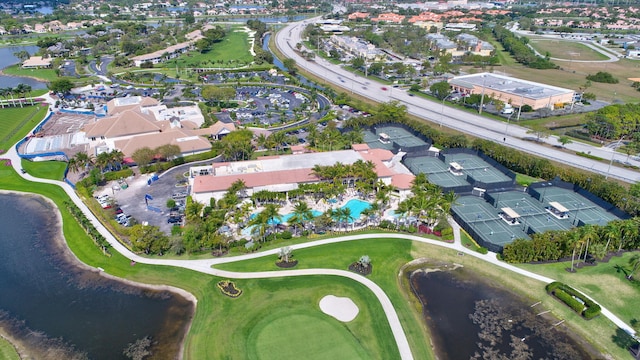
[
  {"x1": 164, "y1": 29, "x2": 254, "y2": 68},
  {"x1": 216, "y1": 238, "x2": 436, "y2": 359},
  {"x1": 515, "y1": 172, "x2": 543, "y2": 186},
  {"x1": 21, "y1": 159, "x2": 67, "y2": 180},
  {"x1": 460, "y1": 230, "x2": 483, "y2": 252},
  {"x1": 516, "y1": 252, "x2": 640, "y2": 324},
  {"x1": 2, "y1": 64, "x2": 59, "y2": 82},
  {"x1": 248, "y1": 310, "x2": 370, "y2": 359},
  {"x1": 0, "y1": 337, "x2": 20, "y2": 360},
  {"x1": 0, "y1": 105, "x2": 48, "y2": 149},
  {"x1": 528, "y1": 39, "x2": 608, "y2": 61}
]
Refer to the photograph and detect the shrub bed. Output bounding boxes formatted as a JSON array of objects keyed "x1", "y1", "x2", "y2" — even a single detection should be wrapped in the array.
[
  {"x1": 217, "y1": 280, "x2": 242, "y2": 298},
  {"x1": 545, "y1": 282, "x2": 601, "y2": 319},
  {"x1": 104, "y1": 168, "x2": 134, "y2": 181}
]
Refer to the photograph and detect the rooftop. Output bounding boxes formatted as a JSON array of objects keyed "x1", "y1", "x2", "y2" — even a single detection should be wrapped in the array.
[{"x1": 450, "y1": 72, "x2": 575, "y2": 100}]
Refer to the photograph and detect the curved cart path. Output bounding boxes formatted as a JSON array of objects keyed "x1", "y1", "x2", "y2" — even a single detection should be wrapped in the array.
[{"x1": 3, "y1": 110, "x2": 636, "y2": 360}]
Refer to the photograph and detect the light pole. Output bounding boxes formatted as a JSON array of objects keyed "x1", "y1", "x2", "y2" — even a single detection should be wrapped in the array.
[
  {"x1": 439, "y1": 93, "x2": 455, "y2": 127},
  {"x1": 606, "y1": 136, "x2": 624, "y2": 179},
  {"x1": 503, "y1": 111, "x2": 515, "y2": 141},
  {"x1": 516, "y1": 93, "x2": 524, "y2": 121},
  {"x1": 478, "y1": 74, "x2": 487, "y2": 114}
]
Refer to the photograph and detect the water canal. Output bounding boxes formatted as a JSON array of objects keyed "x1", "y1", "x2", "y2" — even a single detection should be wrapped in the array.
[{"x1": 0, "y1": 193, "x2": 193, "y2": 359}]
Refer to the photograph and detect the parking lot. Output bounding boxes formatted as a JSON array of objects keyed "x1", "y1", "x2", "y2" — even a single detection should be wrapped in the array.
[
  {"x1": 94, "y1": 165, "x2": 194, "y2": 234},
  {"x1": 215, "y1": 86, "x2": 311, "y2": 126}
]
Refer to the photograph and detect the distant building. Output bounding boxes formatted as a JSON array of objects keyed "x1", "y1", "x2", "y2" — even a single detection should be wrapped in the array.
[
  {"x1": 371, "y1": 13, "x2": 406, "y2": 24},
  {"x1": 449, "y1": 73, "x2": 575, "y2": 110},
  {"x1": 455, "y1": 33, "x2": 495, "y2": 56},
  {"x1": 22, "y1": 56, "x2": 52, "y2": 69}
]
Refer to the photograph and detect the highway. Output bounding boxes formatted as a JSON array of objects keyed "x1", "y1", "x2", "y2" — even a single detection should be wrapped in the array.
[{"x1": 275, "y1": 19, "x2": 640, "y2": 183}]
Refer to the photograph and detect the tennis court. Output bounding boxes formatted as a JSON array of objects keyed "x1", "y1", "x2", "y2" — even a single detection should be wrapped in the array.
[
  {"x1": 539, "y1": 187, "x2": 619, "y2": 225},
  {"x1": 443, "y1": 153, "x2": 512, "y2": 183},
  {"x1": 403, "y1": 156, "x2": 470, "y2": 187},
  {"x1": 364, "y1": 125, "x2": 429, "y2": 151},
  {"x1": 453, "y1": 196, "x2": 529, "y2": 248}
]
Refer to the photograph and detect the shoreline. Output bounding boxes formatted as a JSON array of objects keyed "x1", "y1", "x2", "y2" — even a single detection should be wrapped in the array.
[
  {"x1": 0, "y1": 68, "x2": 50, "y2": 84},
  {"x1": 0, "y1": 189, "x2": 197, "y2": 360}
]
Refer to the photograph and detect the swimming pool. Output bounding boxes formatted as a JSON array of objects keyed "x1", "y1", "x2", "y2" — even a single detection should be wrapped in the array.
[
  {"x1": 248, "y1": 199, "x2": 371, "y2": 225},
  {"x1": 339, "y1": 199, "x2": 371, "y2": 222}
]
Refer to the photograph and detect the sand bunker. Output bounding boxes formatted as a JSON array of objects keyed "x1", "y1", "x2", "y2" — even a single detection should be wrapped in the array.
[{"x1": 319, "y1": 295, "x2": 359, "y2": 322}]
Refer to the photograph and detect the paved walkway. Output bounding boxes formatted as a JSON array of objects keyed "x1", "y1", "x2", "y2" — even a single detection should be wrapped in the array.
[{"x1": 5, "y1": 142, "x2": 637, "y2": 357}]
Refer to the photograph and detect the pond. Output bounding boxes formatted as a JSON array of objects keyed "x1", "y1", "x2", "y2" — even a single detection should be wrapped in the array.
[
  {"x1": 409, "y1": 261, "x2": 599, "y2": 359},
  {"x1": 0, "y1": 193, "x2": 194, "y2": 359},
  {"x1": 0, "y1": 45, "x2": 47, "y2": 89}
]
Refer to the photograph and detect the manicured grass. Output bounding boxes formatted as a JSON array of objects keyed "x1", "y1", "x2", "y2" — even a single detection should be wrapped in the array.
[
  {"x1": 528, "y1": 39, "x2": 608, "y2": 61},
  {"x1": 2, "y1": 64, "x2": 59, "y2": 82},
  {"x1": 0, "y1": 105, "x2": 48, "y2": 149},
  {"x1": 0, "y1": 337, "x2": 20, "y2": 360},
  {"x1": 460, "y1": 230, "x2": 483, "y2": 252},
  {"x1": 21, "y1": 159, "x2": 67, "y2": 180},
  {"x1": 164, "y1": 29, "x2": 254, "y2": 68},
  {"x1": 515, "y1": 172, "x2": 543, "y2": 186},
  {"x1": 217, "y1": 238, "x2": 436, "y2": 359},
  {"x1": 516, "y1": 252, "x2": 640, "y2": 324},
  {"x1": 248, "y1": 310, "x2": 369, "y2": 359}
]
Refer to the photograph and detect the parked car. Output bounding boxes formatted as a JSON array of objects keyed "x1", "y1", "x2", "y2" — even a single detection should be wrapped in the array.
[{"x1": 167, "y1": 216, "x2": 182, "y2": 224}]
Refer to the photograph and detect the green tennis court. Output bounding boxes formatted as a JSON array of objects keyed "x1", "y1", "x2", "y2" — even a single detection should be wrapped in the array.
[
  {"x1": 364, "y1": 125, "x2": 429, "y2": 150},
  {"x1": 539, "y1": 187, "x2": 619, "y2": 225},
  {"x1": 403, "y1": 157, "x2": 470, "y2": 187},
  {"x1": 444, "y1": 153, "x2": 512, "y2": 183}
]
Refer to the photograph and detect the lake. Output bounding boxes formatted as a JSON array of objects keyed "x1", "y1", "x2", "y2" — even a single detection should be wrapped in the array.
[
  {"x1": 0, "y1": 45, "x2": 47, "y2": 89},
  {"x1": 0, "y1": 193, "x2": 194, "y2": 359},
  {"x1": 409, "y1": 261, "x2": 599, "y2": 359}
]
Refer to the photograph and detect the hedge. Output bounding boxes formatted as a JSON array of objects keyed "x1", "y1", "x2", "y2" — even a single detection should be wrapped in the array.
[
  {"x1": 546, "y1": 281, "x2": 601, "y2": 319},
  {"x1": 104, "y1": 168, "x2": 134, "y2": 181}
]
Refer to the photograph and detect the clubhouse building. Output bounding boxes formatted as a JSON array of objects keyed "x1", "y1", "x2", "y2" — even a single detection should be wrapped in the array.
[{"x1": 189, "y1": 144, "x2": 415, "y2": 203}]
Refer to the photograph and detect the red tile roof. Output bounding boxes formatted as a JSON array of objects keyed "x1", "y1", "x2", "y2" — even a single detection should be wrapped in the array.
[
  {"x1": 193, "y1": 168, "x2": 319, "y2": 193},
  {"x1": 391, "y1": 174, "x2": 415, "y2": 190}
]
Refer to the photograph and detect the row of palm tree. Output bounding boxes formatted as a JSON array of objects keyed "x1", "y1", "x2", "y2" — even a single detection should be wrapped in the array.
[
  {"x1": 502, "y1": 217, "x2": 640, "y2": 265},
  {"x1": 0, "y1": 84, "x2": 34, "y2": 108},
  {"x1": 67, "y1": 150, "x2": 125, "y2": 174}
]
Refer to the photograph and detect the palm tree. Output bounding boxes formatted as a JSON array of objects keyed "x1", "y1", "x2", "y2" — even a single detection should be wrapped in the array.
[
  {"x1": 256, "y1": 133, "x2": 268, "y2": 150},
  {"x1": 67, "y1": 157, "x2": 80, "y2": 174},
  {"x1": 14, "y1": 84, "x2": 29, "y2": 108},
  {"x1": 601, "y1": 221, "x2": 620, "y2": 255},
  {"x1": 568, "y1": 232, "x2": 582, "y2": 272},
  {"x1": 95, "y1": 151, "x2": 111, "y2": 172},
  {"x1": 110, "y1": 150, "x2": 125, "y2": 170},
  {"x1": 579, "y1": 224, "x2": 599, "y2": 263},
  {"x1": 73, "y1": 151, "x2": 94, "y2": 172},
  {"x1": 0, "y1": 88, "x2": 6, "y2": 108},
  {"x1": 291, "y1": 201, "x2": 314, "y2": 232},
  {"x1": 619, "y1": 220, "x2": 638, "y2": 252},
  {"x1": 440, "y1": 191, "x2": 458, "y2": 215}
]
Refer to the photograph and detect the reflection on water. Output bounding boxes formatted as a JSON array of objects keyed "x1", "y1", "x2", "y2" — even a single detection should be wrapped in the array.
[
  {"x1": 0, "y1": 194, "x2": 193, "y2": 359},
  {"x1": 410, "y1": 263, "x2": 597, "y2": 359}
]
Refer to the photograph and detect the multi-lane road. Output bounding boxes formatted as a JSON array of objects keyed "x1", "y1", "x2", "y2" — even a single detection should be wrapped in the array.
[{"x1": 275, "y1": 19, "x2": 640, "y2": 184}]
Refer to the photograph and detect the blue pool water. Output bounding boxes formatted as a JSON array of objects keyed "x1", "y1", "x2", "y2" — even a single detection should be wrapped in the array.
[
  {"x1": 341, "y1": 199, "x2": 371, "y2": 221},
  {"x1": 249, "y1": 199, "x2": 371, "y2": 225}
]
